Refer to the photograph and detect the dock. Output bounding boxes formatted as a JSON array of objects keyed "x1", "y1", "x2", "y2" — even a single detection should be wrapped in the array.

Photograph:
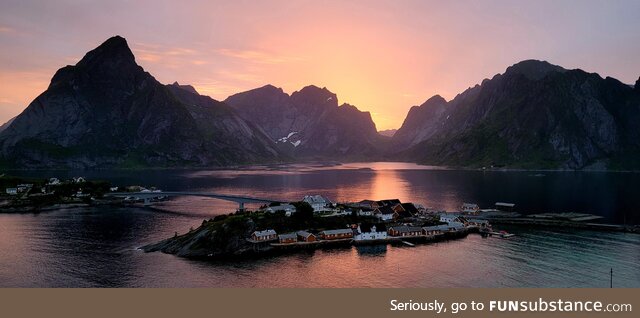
[{"x1": 401, "y1": 240, "x2": 415, "y2": 247}]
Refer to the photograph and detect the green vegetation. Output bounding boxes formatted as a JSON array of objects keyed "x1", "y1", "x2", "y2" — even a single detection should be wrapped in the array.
[{"x1": 201, "y1": 202, "x2": 378, "y2": 236}]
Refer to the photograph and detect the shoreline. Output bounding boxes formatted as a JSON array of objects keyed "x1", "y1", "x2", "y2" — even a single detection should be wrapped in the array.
[{"x1": 4, "y1": 160, "x2": 640, "y2": 173}]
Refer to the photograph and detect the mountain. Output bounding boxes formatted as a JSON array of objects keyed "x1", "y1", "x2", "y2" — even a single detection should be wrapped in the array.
[
  {"x1": 378, "y1": 129, "x2": 397, "y2": 137},
  {"x1": 0, "y1": 117, "x2": 14, "y2": 133},
  {"x1": 0, "y1": 36, "x2": 282, "y2": 168},
  {"x1": 225, "y1": 85, "x2": 387, "y2": 159},
  {"x1": 393, "y1": 59, "x2": 640, "y2": 169}
]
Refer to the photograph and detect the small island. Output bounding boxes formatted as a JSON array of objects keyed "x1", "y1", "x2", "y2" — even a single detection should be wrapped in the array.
[{"x1": 142, "y1": 197, "x2": 483, "y2": 259}]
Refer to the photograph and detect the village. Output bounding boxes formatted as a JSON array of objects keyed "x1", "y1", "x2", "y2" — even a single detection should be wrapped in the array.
[{"x1": 247, "y1": 195, "x2": 508, "y2": 249}]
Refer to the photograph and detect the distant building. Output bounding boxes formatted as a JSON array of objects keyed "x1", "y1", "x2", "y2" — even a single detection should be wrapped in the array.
[
  {"x1": 378, "y1": 199, "x2": 401, "y2": 207},
  {"x1": 387, "y1": 226, "x2": 423, "y2": 237},
  {"x1": 265, "y1": 204, "x2": 297, "y2": 216},
  {"x1": 73, "y1": 177, "x2": 86, "y2": 183},
  {"x1": 462, "y1": 218, "x2": 491, "y2": 228},
  {"x1": 318, "y1": 229, "x2": 353, "y2": 240},
  {"x1": 354, "y1": 223, "x2": 387, "y2": 241},
  {"x1": 303, "y1": 195, "x2": 333, "y2": 212},
  {"x1": 296, "y1": 231, "x2": 316, "y2": 242},
  {"x1": 357, "y1": 208, "x2": 373, "y2": 216},
  {"x1": 16, "y1": 184, "x2": 33, "y2": 193},
  {"x1": 47, "y1": 178, "x2": 61, "y2": 185},
  {"x1": 400, "y1": 203, "x2": 420, "y2": 216},
  {"x1": 439, "y1": 214, "x2": 461, "y2": 224},
  {"x1": 373, "y1": 205, "x2": 395, "y2": 221},
  {"x1": 278, "y1": 233, "x2": 297, "y2": 244},
  {"x1": 422, "y1": 225, "x2": 444, "y2": 236},
  {"x1": 110, "y1": 187, "x2": 119, "y2": 192},
  {"x1": 5, "y1": 188, "x2": 17, "y2": 195},
  {"x1": 251, "y1": 230, "x2": 277, "y2": 242},
  {"x1": 358, "y1": 200, "x2": 381, "y2": 209},
  {"x1": 461, "y1": 203, "x2": 480, "y2": 213}
]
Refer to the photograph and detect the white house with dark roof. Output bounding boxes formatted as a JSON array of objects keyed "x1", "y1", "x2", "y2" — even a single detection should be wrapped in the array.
[
  {"x1": 303, "y1": 195, "x2": 333, "y2": 212},
  {"x1": 354, "y1": 224, "x2": 387, "y2": 241}
]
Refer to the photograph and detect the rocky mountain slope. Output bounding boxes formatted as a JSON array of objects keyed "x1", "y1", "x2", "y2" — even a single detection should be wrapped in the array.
[
  {"x1": 225, "y1": 85, "x2": 388, "y2": 159},
  {"x1": 393, "y1": 60, "x2": 640, "y2": 169},
  {"x1": 0, "y1": 36, "x2": 282, "y2": 168}
]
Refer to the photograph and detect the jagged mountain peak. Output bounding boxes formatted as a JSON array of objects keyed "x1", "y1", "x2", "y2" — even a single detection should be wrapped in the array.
[
  {"x1": 421, "y1": 94, "x2": 447, "y2": 107},
  {"x1": 170, "y1": 81, "x2": 199, "y2": 95},
  {"x1": 48, "y1": 35, "x2": 144, "y2": 91},
  {"x1": 76, "y1": 35, "x2": 136, "y2": 68},
  {"x1": 0, "y1": 35, "x2": 283, "y2": 168},
  {"x1": 504, "y1": 59, "x2": 566, "y2": 81},
  {"x1": 291, "y1": 85, "x2": 338, "y2": 107}
]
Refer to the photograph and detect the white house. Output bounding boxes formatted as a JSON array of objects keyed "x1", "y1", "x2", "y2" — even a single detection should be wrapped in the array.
[
  {"x1": 72, "y1": 177, "x2": 86, "y2": 183},
  {"x1": 5, "y1": 188, "x2": 17, "y2": 195},
  {"x1": 47, "y1": 178, "x2": 61, "y2": 185},
  {"x1": 354, "y1": 224, "x2": 388, "y2": 241},
  {"x1": 303, "y1": 195, "x2": 333, "y2": 212},
  {"x1": 265, "y1": 204, "x2": 297, "y2": 216},
  {"x1": 373, "y1": 206, "x2": 395, "y2": 221}
]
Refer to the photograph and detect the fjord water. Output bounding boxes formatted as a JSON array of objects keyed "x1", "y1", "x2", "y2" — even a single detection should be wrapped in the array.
[{"x1": 1, "y1": 163, "x2": 639, "y2": 287}]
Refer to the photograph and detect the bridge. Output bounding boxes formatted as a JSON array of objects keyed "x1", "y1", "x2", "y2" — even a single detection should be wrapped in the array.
[{"x1": 106, "y1": 191, "x2": 287, "y2": 211}]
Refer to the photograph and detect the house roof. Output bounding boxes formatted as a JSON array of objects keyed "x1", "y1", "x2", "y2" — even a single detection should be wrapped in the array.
[
  {"x1": 394, "y1": 210, "x2": 413, "y2": 219},
  {"x1": 388, "y1": 226, "x2": 422, "y2": 233},
  {"x1": 379, "y1": 199, "x2": 401, "y2": 206},
  {"x1": 253, "y1": 229, "x2": 277, "y2": 237},
  {"x1": 400, "y1": 203, "x2": 419, "y2": 215},
  {"x1": 495, "y1": 202, "x2": 515, "y2": 207},
  {"x1": 424, "y1": 222, "x2": 465, "y2": 231},
  {"x1": 320, "y1": 229, "x2": 353, "y2": 235},
  {"x1": 423, "y1": 225, "x2": 450, "y2": 231},
  {"x1": 303, "y1": 195, "x2": 332, "y2": 204},
  {"x1": 465, "y1": 219, "x2": 490, "y2": 224},
  {"x1": 374, "y1": 205, "x2": 395, "y2": 215},
  {"x1": 278, "y1": 233, "x2": 297, "y2": 240},
  {"x1": 296, "y1": 230, "x2": 315, "y2": 238}
]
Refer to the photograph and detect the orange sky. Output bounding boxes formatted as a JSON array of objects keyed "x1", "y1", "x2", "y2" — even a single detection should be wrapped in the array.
[{"x1": 1, "y1": 0, "x2": 639, "y2": 130}]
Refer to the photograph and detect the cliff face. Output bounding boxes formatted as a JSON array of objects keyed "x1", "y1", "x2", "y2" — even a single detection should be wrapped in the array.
[
  {"x1": 0, "y1": 36, "x2": 282, "y2": 168},
  {"x1": 393, "y1": 60, "x2": 640, "y2": 169},
  {"x1": 225, "y1": 85, "x2": 388, "y2": 160}
]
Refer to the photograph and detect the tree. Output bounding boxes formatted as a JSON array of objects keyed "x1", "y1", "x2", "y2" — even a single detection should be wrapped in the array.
[{"x1": 291, "y1": 201, "x2": 314, "y2": 227}]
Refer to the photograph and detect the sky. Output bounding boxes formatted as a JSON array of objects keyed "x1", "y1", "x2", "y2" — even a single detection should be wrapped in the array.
[{"x1": 1, "y1": 0, "x2": 639, "y2": 130}]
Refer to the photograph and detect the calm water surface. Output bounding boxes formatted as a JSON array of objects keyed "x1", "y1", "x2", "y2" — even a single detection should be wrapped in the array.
[{"x1": 1, "y1": 163, "x2": 639, "y2": 287}]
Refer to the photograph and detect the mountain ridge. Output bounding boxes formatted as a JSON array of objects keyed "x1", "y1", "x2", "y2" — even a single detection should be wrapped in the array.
[
  {"x1": 392, "y1": 59, "x2": 640, "y2": 169},
  {"x1": 0, "y1": 36, "x2": 283, "y2": 168}
]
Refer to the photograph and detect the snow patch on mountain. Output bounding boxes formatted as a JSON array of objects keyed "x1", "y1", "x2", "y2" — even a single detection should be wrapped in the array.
[{"x1": 276, "y1": 131, "x2": 302, "y2": 147}]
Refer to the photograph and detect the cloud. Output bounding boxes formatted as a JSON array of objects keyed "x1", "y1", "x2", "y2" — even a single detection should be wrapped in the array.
[
  {"x1": 131, "y1": 43, "x2": 202, "y2": 64},
  {"x1": 0, "y1": 25, "x2": 15, "y2": 33},
  {"x1": 214, "y1": 48, "x2": 303, "y2": 65}
]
